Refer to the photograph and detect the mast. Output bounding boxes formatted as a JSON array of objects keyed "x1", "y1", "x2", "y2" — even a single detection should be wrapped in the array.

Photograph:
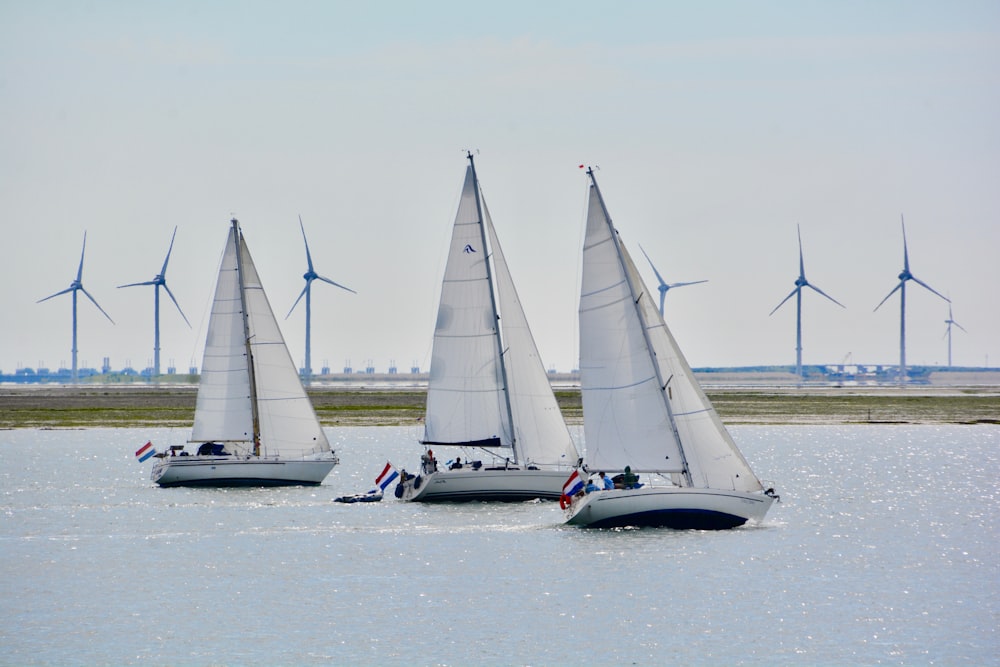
[
  {"x1": 232, "y1": 218, "x2": 262, "y2": 456},
  {"x1": 468, "y1": 151, "x2": 518, "y2": 462},
  {"x1": 585, "y1": 168, "x2": 693, "y2": 486}
]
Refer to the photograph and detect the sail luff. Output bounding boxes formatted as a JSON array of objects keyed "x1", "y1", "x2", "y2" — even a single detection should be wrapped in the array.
[
  {"x1": 468, "y1": 153, "x2": 517, "y2": 461},
  {"x1": 232, "y1": 220, "x2": 262, "y2": 456}
]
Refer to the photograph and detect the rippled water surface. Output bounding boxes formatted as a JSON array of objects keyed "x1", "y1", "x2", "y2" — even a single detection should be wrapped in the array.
[{"x1": 2, "y1": 425, "x2": 997, "y2": 666}]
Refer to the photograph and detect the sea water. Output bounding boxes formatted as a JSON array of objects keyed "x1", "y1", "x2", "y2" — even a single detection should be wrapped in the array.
[{"x1": 1, "y1": 425, "x2": 997, "y2": 666}]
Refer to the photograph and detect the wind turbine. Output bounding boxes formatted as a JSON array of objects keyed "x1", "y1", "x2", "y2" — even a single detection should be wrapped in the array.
[
  {"x1": 37, "y1": 231, "x2": 114, "y2": 382},
  {"x1": 943, "y1": 302, "x2": 967, "y2": 368},
  {"x1": 118, "y1": 226, "x2": 191, "y2": 378},
  {"x1": 769, "y1": 224, "x2": 845, "y2": 378},
  {"x1": 638, "y1": 244, "x2": 707, "y2": 316},
  {"x1": 874, "y1": 216, "x2": 949, "y2": 382},
  {"x1": 286, "y1": 216, "x2": 355, "y2": 384}
]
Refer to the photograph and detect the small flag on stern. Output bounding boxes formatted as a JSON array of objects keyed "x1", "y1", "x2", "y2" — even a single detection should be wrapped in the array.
[
  {"x1": 135, "y1": 441, "x2": 156, "y2": 463},
  {"x1": 375, "y1": 462, "x2": 399, "y2": 491},
  {"x1": 562, "y1": 469, "x2": 584, "y2": 497}
]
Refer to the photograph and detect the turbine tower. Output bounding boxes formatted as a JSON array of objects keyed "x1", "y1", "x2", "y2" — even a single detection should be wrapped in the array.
[
  {"x1": 37, "y1": 231, "x2": 114, "y2": 382},
  {"x1": 118, "y1": 226, "x2": 191, "y2": 378},
  {"x1": 286, "y1": 216, "x2": 355, "y2": 384},
  {"x1": 874, "y1": 216, "x2": 949, "y2": 382},
  {"x1": 638, "y1": 244, "x2": 707, "y2": 316},
  {"x1": 943, "y1": 302, "x2": 967, "y2": 368},
  {"x1": 769, "y1": 225, "x2": 845, "y2": 378}
]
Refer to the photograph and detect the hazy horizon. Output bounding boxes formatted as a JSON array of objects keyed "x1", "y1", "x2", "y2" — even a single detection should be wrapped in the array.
[{"x1": 2, "y1": 2, "x2": 997, "y2": 376}]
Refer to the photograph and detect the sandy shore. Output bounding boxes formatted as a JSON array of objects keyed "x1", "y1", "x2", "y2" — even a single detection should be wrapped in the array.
[{"x1": 1, "y1": 382, "x2": 997, "y2": 428}]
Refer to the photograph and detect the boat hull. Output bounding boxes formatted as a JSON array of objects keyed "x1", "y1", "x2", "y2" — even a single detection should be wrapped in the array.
[
  {"x1": 396, "y1": 467, "x2": 572, "y2": 502},
  {"x1": 151, "y1": 456, "x2": 338, "y2": 487},
  {"x1": 565, "y1": 486, "x2": 775, "y2": 530}
]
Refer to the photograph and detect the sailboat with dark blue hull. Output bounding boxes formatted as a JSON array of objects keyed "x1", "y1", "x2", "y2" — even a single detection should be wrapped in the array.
[{"x1": 565, "y1": 168, "x2": 778, "y2": 529}]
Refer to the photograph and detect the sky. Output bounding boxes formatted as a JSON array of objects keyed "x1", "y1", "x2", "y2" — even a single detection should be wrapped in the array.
[{"x1": 1, "y1": 0, "x2": 998, "y2": 376}]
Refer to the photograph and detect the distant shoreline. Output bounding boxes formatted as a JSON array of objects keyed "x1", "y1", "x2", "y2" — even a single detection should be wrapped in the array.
[{"x1": 1, "y1": 381, "x2": 997, "y2": 429}]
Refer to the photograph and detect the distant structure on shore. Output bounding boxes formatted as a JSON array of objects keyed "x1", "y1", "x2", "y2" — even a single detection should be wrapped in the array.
[{"x1": 3, "y1": 364, "x2": 997, "y2": 386}]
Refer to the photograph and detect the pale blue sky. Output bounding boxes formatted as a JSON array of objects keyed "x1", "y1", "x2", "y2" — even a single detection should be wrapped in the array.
[{"x1": 2, "y1": 1, "x2": 998, "y2": 375}]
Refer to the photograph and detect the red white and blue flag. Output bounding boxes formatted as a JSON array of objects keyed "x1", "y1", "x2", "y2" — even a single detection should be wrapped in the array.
[
  {"x1": 375, "y1": 462, "x2": 399, "y2": 491},
  {"x1": 562, "y1": 469, "x2": 584, "y2": 497},
  {"x1": 135, "y1": 441, "x2": 157, "y2": 463}
]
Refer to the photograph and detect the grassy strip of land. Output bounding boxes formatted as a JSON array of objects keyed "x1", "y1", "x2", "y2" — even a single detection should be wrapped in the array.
[{"x1": 0, "y1": 385, "x2": 997, "y2": 429}]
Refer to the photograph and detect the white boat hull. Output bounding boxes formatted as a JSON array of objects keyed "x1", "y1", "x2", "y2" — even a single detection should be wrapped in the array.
[
  {"x1": 565, "y1": 486, "x2": 775, "y2": 530},
  {"x1": 151, "y1": 455, "x2": 338, "y2": 487},
  {"x1": 395, "y1": 467, "x2": 572, "y2": 502}
]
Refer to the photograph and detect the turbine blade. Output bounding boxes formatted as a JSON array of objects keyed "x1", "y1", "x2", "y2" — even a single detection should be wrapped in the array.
[
  {"x1": 299, "y1": 215, "x2": 315, "y2": 272},
  {"x1": 910, "y1": 275, "x2": 949, "y2": 302},
  {"x1": 162, "y1": 283, "x2": 191, "y2": 327},
  {"x1": 286, "y1": 283, "x2": 309, "y2": 319},
  {"x1": 638, "y1": 244, "x2": 667, "y2": 287},
  {"x1": 666, "y1": 280, "x2": 708, "y2": 289},
  {"x1": 117, "y1": 280, "x2": 157, "y2": 289},
  {"x1": 806, "y1": 283, "x2": 846, "y2": 308},
  {"x1": 80, "y1": 287, "x2": 114, "y2": 324},
  {"x1": 901, "y1": 215, "x2": 910, "y2": 273},
  {"x1": 160, "y1": 226, "x2": 179, "y2": 275},
  {"x1": 37, "y1": 286, "x2": 75, "y2": 303},
  {"x1": 797, "y1": 224, "x2": 805, "y2": 279},
  {"x1": 954, "y1": 321, "x2": 968, "y2": 333},
  {"x1": 874, "y1": 282, "x2": 903, "y2": 312},
  {"x1": 658, "y1": 290, "x2": 666, "y2": 315},
  {"x1": 315, "y1": 274, "x2": 356, "y2": 294},
  {"x1": 769, "y1": 288, "x2": 799, "y2": 316},
  {"x1": 76, "y1": 232, "x2": 87, "y2": 282}
]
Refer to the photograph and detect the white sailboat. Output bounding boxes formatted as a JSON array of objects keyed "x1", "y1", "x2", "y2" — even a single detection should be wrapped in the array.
[
  {"x1": 395, "y1": 154, "x2": 580, "y2": 502},
  {"x1": 149, "y1": 218, "x2": 339, "y2": 487},
  {"x1": 565, "y1": 168, "x2": 778, "y2": 529}
]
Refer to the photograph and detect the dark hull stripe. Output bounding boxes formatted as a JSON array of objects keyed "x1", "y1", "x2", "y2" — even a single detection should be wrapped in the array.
[{"x1": 582, "y1": 508, "x2": 748, "y2": 530}]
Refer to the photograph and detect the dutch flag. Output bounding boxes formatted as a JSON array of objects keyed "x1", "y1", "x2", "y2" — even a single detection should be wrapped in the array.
[
  {"x1": 375, "y1": 462, "x2": 399, "y2": 491},
  {"x1": 135, "y1": 441, "x2": 156, "y2": 463},
  {"x1": 562, "y1": 469, "x2": 584, "y2": 497}
]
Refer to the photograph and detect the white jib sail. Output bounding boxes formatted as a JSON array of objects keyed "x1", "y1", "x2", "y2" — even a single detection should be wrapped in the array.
[
  {"x1": 483, "y1": 198, "x2": 579, "y2": 467},
  {"x1": 238, "y1": 230, "x2": 330, "y2": 459}
]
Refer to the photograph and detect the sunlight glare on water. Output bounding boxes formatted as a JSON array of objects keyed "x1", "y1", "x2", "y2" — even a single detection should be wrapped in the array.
[{"x1": 1, "y1": 425, "x2": 997, "y2": 665}]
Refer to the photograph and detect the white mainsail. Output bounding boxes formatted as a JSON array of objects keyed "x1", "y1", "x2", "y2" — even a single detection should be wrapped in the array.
[
  {"x1": 580, "y1": 179, "x2": 763, "y2": 492},
  {"x1": 423, "y1": 160, "x2": 578, "y2": 467},
  {"x1": 191, "y1": 221, "x2": 330, "y2": 459}
]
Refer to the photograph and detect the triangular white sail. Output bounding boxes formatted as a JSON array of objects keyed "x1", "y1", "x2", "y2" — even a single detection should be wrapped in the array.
[
  {"x1": 423, "y1": 161, "x2": 578, "y2": 467},
  {"x1": 423, "y1": 166, "x2": 509, "y2": 448},
  {"x1": 191, "y1": 225, "x2": 254, "y2": 446},
  {"x1": 484, "y1": 201, "x2": 578, "y2": 466},
  {"x1": 191, "y1": 222, "x2": 330, "y2": 459},
  {"x1": 580, "y1": 181, "x2": 762, "y2": 492}
]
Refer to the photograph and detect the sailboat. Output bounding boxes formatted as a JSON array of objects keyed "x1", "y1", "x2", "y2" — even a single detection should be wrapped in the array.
[
  {"x1": 148, "y1": 218, "x2": 339, "y2": 487},
  {"x1": 565, "y1": 168, "x2": 778, "y2": 529},
  {"x1": 394, "y1": 153, "x2": 580, "y2": 502}
]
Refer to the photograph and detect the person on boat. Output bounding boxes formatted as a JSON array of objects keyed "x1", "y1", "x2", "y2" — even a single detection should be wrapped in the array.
[
  {"x1": 585, "y1": 477, "x2": 600, "y2": 493},
  {"x1": 623, "y1": 466, "x2": 638, "y2": 489},
  {"x1": 421, "y1": 449, "x2": 437, "y2": 474},
  {"x1": 599, "y1": 471, "x2": 614, "y2": 490},
  {"x1": 449, "y1": 457, "x2": 463, "y2": 470}
]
